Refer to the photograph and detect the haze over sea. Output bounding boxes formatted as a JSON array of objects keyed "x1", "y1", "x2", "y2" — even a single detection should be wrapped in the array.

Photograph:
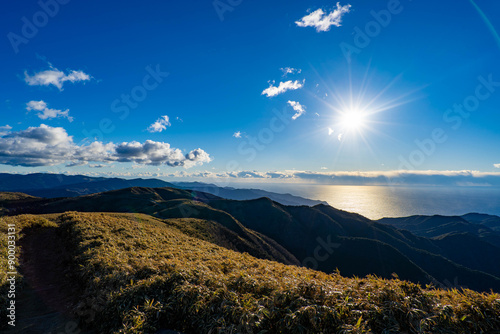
[{"x1": 225, "y1": 183, "x2": 500, "y2": 220}]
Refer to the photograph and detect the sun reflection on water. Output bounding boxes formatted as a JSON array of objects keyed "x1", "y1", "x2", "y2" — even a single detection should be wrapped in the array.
[{"x1": 231, "y1": 183, "x2": 500, "y2": 220}]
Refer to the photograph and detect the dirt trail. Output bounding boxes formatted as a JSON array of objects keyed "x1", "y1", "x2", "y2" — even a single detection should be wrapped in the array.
[{"x1": 6, "y1": 227, "x2": 91, "y2": 334}]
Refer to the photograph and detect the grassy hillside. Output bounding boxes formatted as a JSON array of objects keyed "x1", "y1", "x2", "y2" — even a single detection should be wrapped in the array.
[
  {"x1": 4, "y1": 212, "x2": 500, "y2": 333},
  {"x1": 0, "y1": 192, "x2": 38, "y2": 215},
  {"x1": 0, "y1": 193, "x2": 38, "y2": 201},
  {"x1": 1, "y1": 188, "x2": 299, "y2": 266},
  {"x1": 3, "y1": 187, "x2": 500, "y2": 293}
]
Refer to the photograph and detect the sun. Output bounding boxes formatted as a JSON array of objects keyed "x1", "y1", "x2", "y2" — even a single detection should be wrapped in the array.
[
  {"x1": 339, "y1": 109, "x2": 367, "y2": 132},
  {"x1": 319, "y1": 67, "x2": 416, "y2": 143}
]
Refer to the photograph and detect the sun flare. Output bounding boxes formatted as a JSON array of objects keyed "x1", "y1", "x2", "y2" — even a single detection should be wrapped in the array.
[{"x1": 340, "y1": 109, "x2": 366, "y2": 132}]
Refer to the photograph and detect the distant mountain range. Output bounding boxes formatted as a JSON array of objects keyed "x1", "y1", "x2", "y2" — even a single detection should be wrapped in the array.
[
  {"x1": 0, "y1": 173, "x2": 325, "y2": 206},
  {"x1": 171, "y1": 181, "x2": 327, "y2": 206},
  {"x1": 2, "y1": 175, "x2": 500, "y2": 293}
]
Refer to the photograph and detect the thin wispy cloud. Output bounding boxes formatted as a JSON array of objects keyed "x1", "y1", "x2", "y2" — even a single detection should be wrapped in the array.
[
  {"x1": 296, "y1": 3, "x2": 352, "y2": 32},
  {"x1": 287, "y1": 101, "x2": 306, "y2": 120},
  {"x1": 230, "y1": 171, "x2": 266, "y2": 178},
  {"x1": 233, "y1": 131, "x2": 242, "y2": 138},
  {"x1": 26, "y1": 100, "x2": 73, "y2": 122},
  {"x1": 147, "y1": 115, "x2": 171, "y2": 133},
  {"x1": 24, "y1": 64, "x2": 92, "y2": 90},
  {"x1": 262, "y1": 80, "x2": 305, "y2": 97},
  {"x1": 280, "y1": 67, "x2": 301, "y2": 77},
  {"x1": 0, "y1": 124, "x2": 211, "y2": 168},
  {"x1": 66, "y1": 161, "x2": 88, "y2": 167}
]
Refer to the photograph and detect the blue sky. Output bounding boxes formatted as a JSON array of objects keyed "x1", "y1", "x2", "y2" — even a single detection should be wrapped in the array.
[{"x1": 1, "y1": 0, "x2": 500, "y2": 185}]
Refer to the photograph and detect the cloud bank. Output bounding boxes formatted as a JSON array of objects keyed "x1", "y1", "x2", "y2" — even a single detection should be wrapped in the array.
[
  {"x1": 109, "y1": 169, "x2": 500, "y2": 187},
  {"x1": 0, "y1": 125, "x2": 211, "y2": 168},
  {"x1": 296, "y1": 3, "x2": 352, "y2": 32}
]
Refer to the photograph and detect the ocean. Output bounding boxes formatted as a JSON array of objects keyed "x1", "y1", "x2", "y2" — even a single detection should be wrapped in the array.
[{"x1": 223, "y1": 183, "x2": 500, "y2": 220}]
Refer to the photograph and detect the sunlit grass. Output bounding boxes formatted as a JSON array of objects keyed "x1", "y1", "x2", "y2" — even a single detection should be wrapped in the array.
[
  {"x1": 1, "y1": 212, "x2": 499, "y2": 333},
  {"x1": 4, "y1": 211, "x2": 490, "y2": 334}
]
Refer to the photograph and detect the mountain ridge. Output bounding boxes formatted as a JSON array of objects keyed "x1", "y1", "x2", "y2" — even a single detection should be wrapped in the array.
[
  {"x1": 0, "y1": 173, "x2": 325, "y2": 207},
  {"x1": 2, "y1": 185, "x2": 500, "y2": 293}
]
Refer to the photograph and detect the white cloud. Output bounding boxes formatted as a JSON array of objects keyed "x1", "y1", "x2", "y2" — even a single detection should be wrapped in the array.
[
  {"x1": 321, "y1": 167, "x2": 328, "y2": 170},
  {"x1": 26, "y1": 100, "x2": 73, "y2": 122},
  {"x1": 495, "y1": 164, "x2": 500, "y2": 168},
  {"x1": 296, "y1": 3, "x2": 351, "y2": 32},
  {"x1": 0, "y1": 125, "x2": 12, "y2": 137},
  {"x1": 24, "y1": 64, "x2": 92, "y2": 90},
  {"x1": 114, "y1": 140, "x2": 210, "y2": 167},
  {"x1": 0, "y1": 125, "x2": 211, "y2": 168},
  {"x1": 287, "y1": 101, "x2": 306, "y2": 120},
  {"x1": 147, "y1": 115, "x2": 171, "y2": 133},
  {"x1": 262, "y1": 80, "x2": 305, "y2": 97},
  {"x1": 0, "y1": 124, "x2": 76, "y2": 166},
  {"x1": 280, "y1": 67, "x2": 301, "y2": 77},
  {"x1": 233, "y1": 131, "x2": 242, "y2": 138}
]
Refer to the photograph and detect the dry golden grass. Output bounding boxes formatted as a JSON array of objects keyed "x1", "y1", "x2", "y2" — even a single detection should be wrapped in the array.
[
  {"x1": 3, "y1": 212, "x2": 500, "y2": 333},
  {"x1": 58, "y1": 212, "x2": 500, "y2": 333},
  {"x1": 0, "y1": 193, "x2": 37, "y2": 201}
]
